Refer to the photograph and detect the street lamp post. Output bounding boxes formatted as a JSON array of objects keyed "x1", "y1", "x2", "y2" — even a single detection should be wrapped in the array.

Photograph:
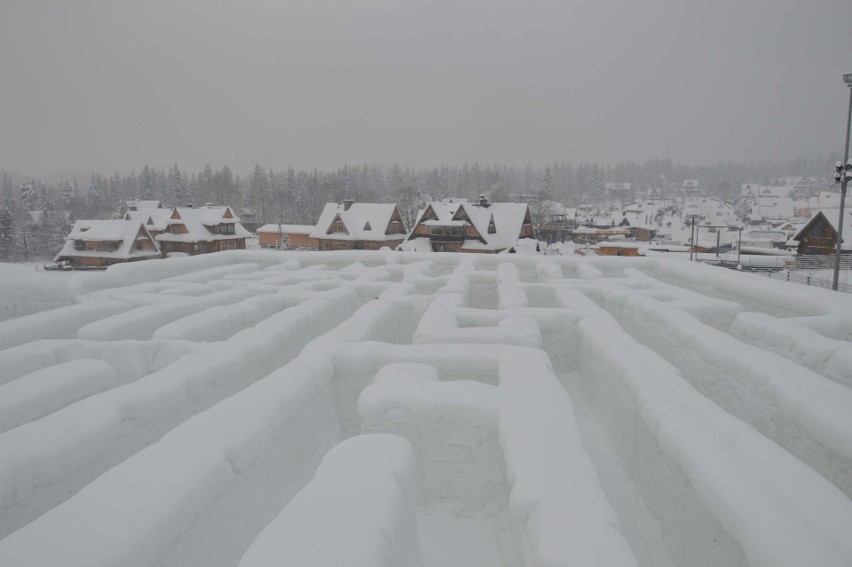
[{"x1": 831, "y1": 73, "x2": 852, "y2": 291}]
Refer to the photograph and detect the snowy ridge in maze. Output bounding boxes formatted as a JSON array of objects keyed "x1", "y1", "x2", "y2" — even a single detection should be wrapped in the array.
[{"x1": 1, "y1": 251, "x2": 852, "y2": 567}]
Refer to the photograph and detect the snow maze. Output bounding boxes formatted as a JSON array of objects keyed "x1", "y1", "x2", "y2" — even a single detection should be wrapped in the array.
[{"x1": 1, "y1": 251, "x2": 852, "y2": 566}]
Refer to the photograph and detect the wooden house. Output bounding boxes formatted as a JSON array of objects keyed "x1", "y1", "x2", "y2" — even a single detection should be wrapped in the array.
[
  {"x1": 155, "y1": 206, "x2": 250, "y2": 256},
  {"x1": 793, "y1": 209, "x2": 852, "y2": 256},
  {"x1": 125, "y1": 209, "x2": 173, "y2": 239},
  {"x1": 256, "y1": 224, "x2": 319, "y2": 250},
  {"x1": 593, "y1": 242, "x2": 644, "y2": 256},
  {"x1": 402, "y1": 196, "x2": 537, "y2": 254},
  {"x1": 310, "y1": 201, "x2": 408, "y2": 251},
  {"x1": 55, "y1": 219, "x2": 161, "y2": 268}
]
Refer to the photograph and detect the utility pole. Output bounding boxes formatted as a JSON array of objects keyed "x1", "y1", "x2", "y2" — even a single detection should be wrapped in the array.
[{"x1": 831, "y1": 74, "x2": 852, "y2": 291}]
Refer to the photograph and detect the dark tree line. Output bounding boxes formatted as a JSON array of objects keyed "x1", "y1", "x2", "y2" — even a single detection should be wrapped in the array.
[{"x1": 0, "y1": 153, "x2": 841, "y2": 261}]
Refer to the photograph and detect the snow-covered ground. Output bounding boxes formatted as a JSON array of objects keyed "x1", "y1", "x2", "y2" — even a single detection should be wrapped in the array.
[{"x1": 1, "y1": 250, "x2": 852, "y2": 567}]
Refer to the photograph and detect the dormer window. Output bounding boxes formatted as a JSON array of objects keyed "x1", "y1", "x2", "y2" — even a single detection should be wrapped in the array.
[{"x1": 363, "y1": 222, "x2": 372, "y2": 231}]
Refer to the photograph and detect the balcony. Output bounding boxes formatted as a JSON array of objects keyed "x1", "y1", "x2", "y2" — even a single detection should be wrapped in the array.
[{"x1": 429, "y1": 233, "x2": 466, "y2": 243}]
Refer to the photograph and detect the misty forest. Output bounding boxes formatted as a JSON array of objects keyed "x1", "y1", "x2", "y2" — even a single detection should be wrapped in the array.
[{"x1": 0, "y1": 153, "x2": 841, "y2": 262}]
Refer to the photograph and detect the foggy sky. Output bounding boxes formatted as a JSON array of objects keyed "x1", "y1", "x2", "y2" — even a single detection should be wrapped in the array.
[{"x1": 2, "y1": 0, "x2": 851, "y2": 177}]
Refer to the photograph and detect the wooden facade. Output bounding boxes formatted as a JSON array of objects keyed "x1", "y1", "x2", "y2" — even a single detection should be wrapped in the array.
[
  {"x1": 156, "y1": 206, "x2": 250, "y2": 256},
  {"x1": 405, "y1": 201, "x2": 537, "y2": 254},
  {"x1": 311, "y1": 202, "x2": 408, "y2": 251},
  {"x1": 793, "y1": 211, "x2": 851, "y2": 256},
  {"x1": 55, "y1": 220, "x2": 162, "y2": 268}
]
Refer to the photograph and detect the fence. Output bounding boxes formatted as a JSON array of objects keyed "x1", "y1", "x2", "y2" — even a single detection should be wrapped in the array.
[
  {"x1": 793, "y1": 255, "x2": 852, "y2": 271},
  {"x1": 763, "y1": 269, "x2": 852, "y2": 293}
]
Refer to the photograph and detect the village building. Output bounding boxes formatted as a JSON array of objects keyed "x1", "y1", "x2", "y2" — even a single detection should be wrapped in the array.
[
  {"x1": 792, "y1": 209, "x2": 852, "y2": 256},
  {"x1": 155, "y1": 206, "x2": 250, "y2": 256},
  {"x1": 571, "y1": 226, "x2": 630, "y2": 245},
  {"x1": 402, "y1": 196, "x2": 538, "y2": 254},
  {"x1": 55, "y1": 219, "x2": 161, "y2": 268},
  {"x1": 125, "y1": 208, "x2": 173, "y2": 239},
  {"x1": 537, "y1": 202, "x2": 576, "y2": 244},
  {"x1": 592, "y1": 242, "x2": 645, "y2": 256},
  {"x1": 256, "y1": 224, "x2": 319, "y2": 250},
  {"x1": 310, "y1": 201, "x2": 408, "y2": 251}
]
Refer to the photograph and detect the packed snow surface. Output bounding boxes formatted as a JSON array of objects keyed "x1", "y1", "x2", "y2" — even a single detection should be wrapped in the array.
[{"x1": 1, "y1": 249, "x2": 852, "y2": 567}]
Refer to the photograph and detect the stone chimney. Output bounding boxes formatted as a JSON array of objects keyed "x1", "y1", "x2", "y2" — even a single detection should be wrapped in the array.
[{"x1": 478, "y1": 194, "x2": 490, "y2": 207}]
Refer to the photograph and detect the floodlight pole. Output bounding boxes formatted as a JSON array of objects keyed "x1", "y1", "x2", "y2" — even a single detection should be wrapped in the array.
[
  {"x1": 689, "y1": 217, "x2": 695, "y2": 261},
  {"x1": 832, "y1": 76, "x2": 852, "y2": 291},
  {"x1": 737, "y1": 227, "x2": 742, "y2": 267}
]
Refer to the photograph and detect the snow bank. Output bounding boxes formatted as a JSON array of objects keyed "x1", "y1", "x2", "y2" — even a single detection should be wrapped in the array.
[
  {"x1": 651, "y1": 258, "x2": 850, "y2": 317},
  {"x1": 620, "y1": 294, "x2": 852, "y2": 497},
  {"x1": 0, "y1": 354, "x2": 340, "y2": 567},
  {"x1": 0, "y1": 299, "x2": 131, "y2": 352},
  {"x1": 414, "y1": 313, "x2": 542, "y2": 348},
  {"x1": 153, "y1": 293, "x2": 289, "y2": 342},
  {"x1": 77, "y1": 288, "x2": 267, "y2": 341},
  {"x1": 731, "y1": 311, "x2": 852, "y2": 388},
  {"x1": 68, "y1": 252, "x2": 278, "y2": 295},
  {"x1": 0, "y1": 293, "x2": 360, "y2": 538},
  {"x1": 788, "y1": 313, "x2": 852, "y2": 341},
  {"x1": 498, "y1": 349, "x2": 638, "y2": 567},
  {"x1": 238, "y1": 434, "x2": 422, "y2": 567},
  {"x1": 573, "y1": 296, "x2": 852, "y2": 567},
  {"x1": 0, "y1": 263, "x2": 76, "y2": 322},
  {"x1": 0, "y1": 359, "x2": 118, "y2": 433},
  {"x1": 360, "y1": 364, "x2": 504, "y2": 517},
  {"x1": 496, "y1": 263, "x2": 528, "y2": 309},
  {"x1": 0, "y1": 338, "x2": 199, "y2": 385}
]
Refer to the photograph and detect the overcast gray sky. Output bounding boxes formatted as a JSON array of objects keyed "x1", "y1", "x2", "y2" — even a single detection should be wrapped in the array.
[{"x1": 1, "y1": 0, "x2": 851, "y2": 176}]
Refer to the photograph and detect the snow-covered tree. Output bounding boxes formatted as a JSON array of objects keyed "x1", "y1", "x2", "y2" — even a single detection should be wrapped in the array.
[{"x1": 0, "y1": 203, "x2": 15, "y2": 261}]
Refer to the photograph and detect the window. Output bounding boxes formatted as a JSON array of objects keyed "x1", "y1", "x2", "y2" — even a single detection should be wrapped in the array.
[{"x1": 171, "y1": 225, "x2": 181, "y2": 235}]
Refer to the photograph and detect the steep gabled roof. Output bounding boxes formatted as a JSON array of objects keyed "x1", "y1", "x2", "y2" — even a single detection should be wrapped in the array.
[
  {"x1": 794, "y1": 209, "x2": 852, "y2": 251},
  {"x1": 55, "y1": 220, "x2": 161, "y2": 261},
  {"x1": 310, "y1": 202, "x2": 406, "y2": 241},
  {"x1": 156, "y1": 206, "x2": 251, "y2": 243},
  {"x1": 126, "y1": 208, "x2": 172, "y2": 231},
  {"x1": 411, "y1": 201, "x2": 535, "y2": 251}
]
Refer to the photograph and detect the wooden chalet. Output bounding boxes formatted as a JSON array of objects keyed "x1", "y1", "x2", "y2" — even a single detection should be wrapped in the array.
[
  {"x1": 309, "y1": 201, "x2": 408, "y2": 251},
  {"x1": 55, "y1": 219, "x2": 161, "y2": 268},
  {"x1": 125, "y1": 208, "x2": 173, "y2": 239},
  {"x1": 793, "y1": 209, "x2": 852, "y2": 256},
  {"x1": 402, "y1": 196, "x2": 538, "y2": 254},
  {"x1": 256, "y1": 224, "x2": 319, "y2": 250},
  {"x1": 155, "y1": 206, "x2": 250, "y2": 256},
  {"x1": 593, "y1": 242, "x2": 644, "y2": 257}
]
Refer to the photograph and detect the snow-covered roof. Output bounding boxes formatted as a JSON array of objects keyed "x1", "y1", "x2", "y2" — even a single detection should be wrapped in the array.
[
  {"x1": 126, "y1": 208, "x2": 172, "y2": 231},
  {"x1": 798, "y1": 208, "x2": 852, "y2": 251},
  {"x1": 55, "y1": 219, "x2": 161, "y2": 261},
  {"x1": 499, "y1": 238, "x2": 541, "y2": 255},
  {"x1": 310, "y1": 202, "x2": 405, "y2": 241},
  {"x1": 156, "y1": 206, "x2": 251, "y2": 243},
  {"x1": 256, "y1": 224, "x2": 316, "y2": 234},
  {"x1": 407, "y1": 201, "x2": 534, "y2": 252}
]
